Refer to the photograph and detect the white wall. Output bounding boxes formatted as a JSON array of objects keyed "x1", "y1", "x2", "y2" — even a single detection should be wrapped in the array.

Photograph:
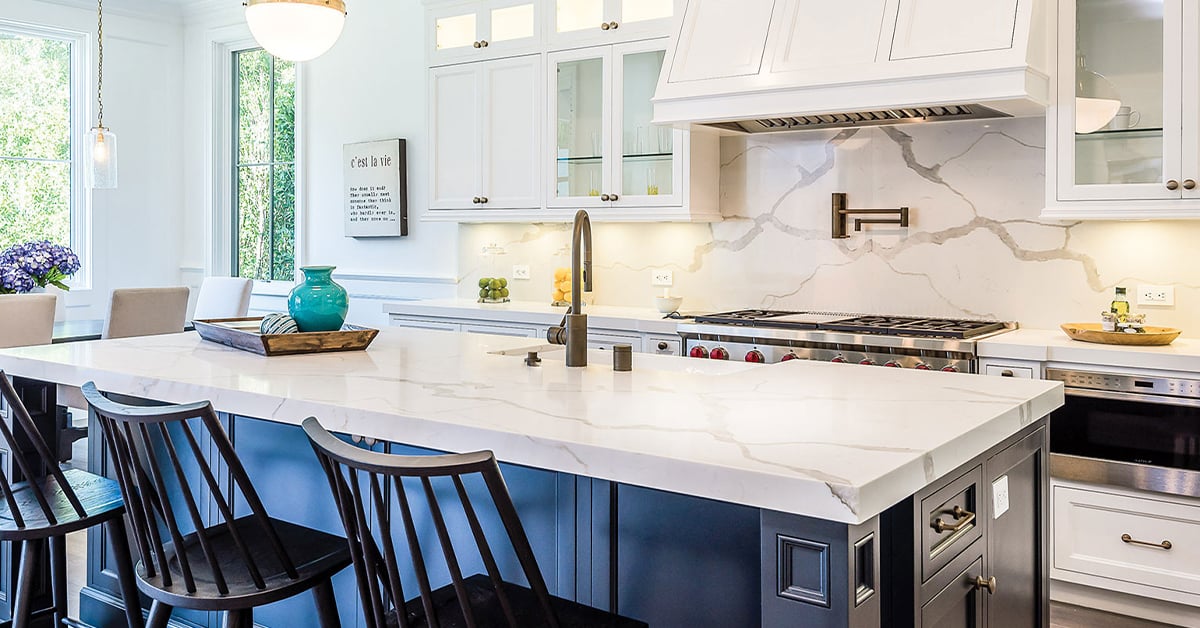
[
  {"x1": 180, "y1": 0, "x2": 457, "y2": 327},
  {"x1": 1, "y1": 0, "x2": 185, "y2": 321}
]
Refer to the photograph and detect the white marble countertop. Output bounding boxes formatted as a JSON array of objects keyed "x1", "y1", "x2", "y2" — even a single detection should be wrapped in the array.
[
  {"x1": 980, "y1": 328, "x2": 1200, "y2": 374},
  {"x1": 383, "y1": 299, "x2": 681, "y2": 335},
  {"x1": 0, "y1": 329, "x2": 1061, "y2": 524}
]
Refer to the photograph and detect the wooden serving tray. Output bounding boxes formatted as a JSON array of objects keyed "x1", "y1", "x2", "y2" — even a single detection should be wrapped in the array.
[
  {"x1": 1061, "y1": 322, "x2": 1181, "y2": 347},
  {"x1": 193, "y1": 317, "x2": 379, "y2": 356}
]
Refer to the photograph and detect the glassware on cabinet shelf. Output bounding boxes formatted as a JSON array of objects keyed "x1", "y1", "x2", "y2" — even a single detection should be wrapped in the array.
[
  {"x1": 621, "y1": 49, "x2": 671, "y2": 197},
  {"x1": 1072, "y1": 0, "x2": 1166, "y2": 187},
  {"x1": 555, "y1": 56, "x2": 604, "y2": 200}
]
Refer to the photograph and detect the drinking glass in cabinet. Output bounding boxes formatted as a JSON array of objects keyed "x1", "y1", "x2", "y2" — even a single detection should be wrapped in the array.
[
  {"x1": 1072, "y1": 0, "x2": 1166, "y2": 187},
  {"x1": 621, "y1": 49, "x2": 672, "y2": 197},
  {"x1": 555, "y1": 56, "x2": 605, "y2": 199}
]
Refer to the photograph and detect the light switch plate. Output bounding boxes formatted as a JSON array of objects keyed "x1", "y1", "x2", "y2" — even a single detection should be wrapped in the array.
[
  {"x1": 1137, "y1": 285, "x2": 1175, "y2": 307},
  {"x1": 651, "y1": 269, "x2": 674, "y2": 287}
]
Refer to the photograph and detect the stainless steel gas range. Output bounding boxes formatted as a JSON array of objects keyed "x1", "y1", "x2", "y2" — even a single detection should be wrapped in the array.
[{"x1": 677, "y1": 310, "x2": 1016, "y2": 373}]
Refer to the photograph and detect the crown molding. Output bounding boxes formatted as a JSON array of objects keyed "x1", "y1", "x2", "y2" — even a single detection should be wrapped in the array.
[{"x1": 30, "y1": 0, "x2": 240, "y2": 23}]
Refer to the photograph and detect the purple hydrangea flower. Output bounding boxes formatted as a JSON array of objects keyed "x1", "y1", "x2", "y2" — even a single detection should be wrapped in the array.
[{"x1": 0, "y1": 241, "x2": 81, "y2": 293}]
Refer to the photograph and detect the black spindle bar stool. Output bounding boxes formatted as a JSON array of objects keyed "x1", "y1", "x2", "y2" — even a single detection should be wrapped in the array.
[
  {"x1": 0, "y1": 372, "x2": 142, "y2": 628},
  {"x1": 82, "y1": 383, "x2": 353, "y2": 628},
  {"x1": 302, "y1": 416, "x2": 649, "y2": 628}
]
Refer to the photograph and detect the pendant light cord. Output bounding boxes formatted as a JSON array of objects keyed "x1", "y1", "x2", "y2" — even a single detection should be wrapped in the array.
[{"x1": 96, "y1": 0, "x2": 104, "y2": 128}]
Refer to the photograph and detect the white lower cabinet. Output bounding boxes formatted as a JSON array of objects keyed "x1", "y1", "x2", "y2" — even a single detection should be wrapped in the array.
[
  {"x1": 389, "y1": 317, "x2": 463, "y2": 332},
  {"x1": 460, "y1": 322, "x2": 543, "y2": 337},
  {"x1": 1053, "y1": 480, "x2": 1200, "y2": 606},
  {"x1": 388, "y1": 313, "x2": 672, "y2": 354}
]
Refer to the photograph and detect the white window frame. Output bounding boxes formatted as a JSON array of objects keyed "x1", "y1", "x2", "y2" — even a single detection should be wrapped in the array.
[
  {"x1": 0, "y1": 20, "x2": 91, "y2": 290},
  {"x1": 206, "y1": 28, "x2": 304, "y2": 292}
]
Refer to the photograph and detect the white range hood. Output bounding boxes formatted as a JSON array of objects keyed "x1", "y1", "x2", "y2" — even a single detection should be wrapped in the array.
[{"x1": 653, "y1": 0, "x2": 1051, "y2": 134}]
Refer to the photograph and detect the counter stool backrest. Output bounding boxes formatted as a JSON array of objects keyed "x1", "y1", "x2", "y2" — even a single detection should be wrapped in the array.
[
  {"x1": 82, "y1": 382, "x2": 299, "y2": 596},
  {"x1": 302, "y1": 417, "x2": 561, "y2": 628},
  {"x1": 0, "y1": 294, "x2": 56, "y2": 349},
  {"x1": 0, "y1": 372, "x2": 87, "y2": 528},
  {"x1": 192, "y1": 277, "x2": 253, "y2": 321},
  {"x1": 103, "y1": 287, "x2": 190, "y2": 340}
]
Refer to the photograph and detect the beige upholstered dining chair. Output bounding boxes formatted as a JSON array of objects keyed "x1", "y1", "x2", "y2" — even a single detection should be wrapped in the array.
[
  {"x1": 0, "y1": 294, "x2": 57, "y2": 349},
  {"x1": 192, "y1": 276, "x2": 253, "y2": 321},
  {"x1": 102, "y1": 286, "x2": 190, "y2": 340}
]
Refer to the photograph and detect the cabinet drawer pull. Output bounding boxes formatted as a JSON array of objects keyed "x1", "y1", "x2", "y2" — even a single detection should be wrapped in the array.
[
  {"x1": 973, "y1": 575, "x2": 997, "y2": 594},
  {"x1": 1186, "y1": 179, "x2": 1197, "y2": 190},
  {"x1": 931, "y1": 505, "x2": 975, "y2": 534},
  {"x1": 1167, "y1": 179, "x2": 1180, "y2": 191},
  {"x1": 1121, "y1": 534, "x2": 1172, "y2": 550},
  {"x1": 1000, "y1": 369, "x2": 1015, "y2": 377}
]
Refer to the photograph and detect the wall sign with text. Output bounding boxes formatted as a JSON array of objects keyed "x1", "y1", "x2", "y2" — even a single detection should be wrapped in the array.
[{"x1": 344, "y1": 139, "x2": 408, "y2": 237}]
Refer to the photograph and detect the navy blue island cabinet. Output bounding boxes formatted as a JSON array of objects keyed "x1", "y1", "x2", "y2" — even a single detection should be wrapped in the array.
[{"x1": 77, "y1": 409, "x2": 1047, "y2": 628}]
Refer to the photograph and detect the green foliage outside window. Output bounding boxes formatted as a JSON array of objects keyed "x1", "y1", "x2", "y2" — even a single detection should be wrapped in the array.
[
  {"x1": 235, "y1": 49, "x2": 295, "y2": 282},
  {"x1": 0, "y1": 33, "x2": 72, "y2": 249}
]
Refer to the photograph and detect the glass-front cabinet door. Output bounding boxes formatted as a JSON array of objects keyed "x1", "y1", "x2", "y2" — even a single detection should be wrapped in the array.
[
  {"x1": 1057, "y1": 0, "x2": 1182, "y2": 201},
  {"x1": 549, "y1": 48, "x2": 612, "y2": 208},
  {"x1": 550, "y1": 0, "x2": 676, "y2": 48},
  {"x1": 548, "y1": 41, "x2": 679, "y2": 210},
  {"x1": 613, "y1": 41, "x2": 680, "y2": 207},
  {"x1": 430, "y1": 1, "x2": 539, "y2": 64}
]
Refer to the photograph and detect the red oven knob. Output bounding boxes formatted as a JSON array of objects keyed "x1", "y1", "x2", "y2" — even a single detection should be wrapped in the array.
[
  {"x1": 884, "y1": 360, "x2": 902, "y2": 368},
  {"x1": 859, "y1": 358, "x2": 877, "y2": 366},
  {"x1": 781, "y1": 353, "x2": 799, "y2": 361},
  {"x1": 689, "y1": 346, "x2": 709, "y2": 359},
  {"x1": 915, "y1": 362, "x2": 933, "y2": 371},
  {"x1": 710, "y1": 347, "x2": 730, "y2": 360},
  {"x1": 941, "y1": 365, "x2": 959, "y2": 373},
  {"x1": 745, "y1": 350, "x2": 765, "y2": 363},
  {"x1": 831, "y1": 355, "x2": 848, "y2": 363}
]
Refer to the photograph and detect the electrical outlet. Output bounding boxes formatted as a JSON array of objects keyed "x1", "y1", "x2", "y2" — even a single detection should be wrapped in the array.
[
  {"x1": 651, "y1": 269, "x2": 674, "y2": 287},
  {"x1": 1137, "y1": 285, "x2": 1175, "y2": 306},
  {"x1": 512, "y1": 265, "x2": 531, "y2": 280}
]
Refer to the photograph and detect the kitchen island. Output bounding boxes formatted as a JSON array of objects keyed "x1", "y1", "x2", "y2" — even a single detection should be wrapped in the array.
[{"x1": 0, "y1": 328, "x2": 1062, "y2": 628}]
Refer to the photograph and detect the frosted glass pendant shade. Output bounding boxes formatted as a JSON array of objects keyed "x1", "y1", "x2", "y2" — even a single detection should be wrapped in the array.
[
  {"x1": 86, "y1": 126, "x2": 117, "y2": 189},
  {"x1": 246, "y1": 0, "x2": 347, "y2": 62},
  {"x1": 1075, "y1": 54, "x2": 1121, "y2": 134}
]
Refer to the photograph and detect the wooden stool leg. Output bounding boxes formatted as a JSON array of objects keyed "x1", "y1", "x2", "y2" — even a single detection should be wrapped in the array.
[
  {"x1": 312, "y1": 578, "x2": 341, "y2": 628},
  {"x1": 222, "y1": 608, "x2": 253, "y2": 628},
  {"x1": 145, "y1": 600, "x2": 173, "y2": 628},
  {"x1": 13, "y1": 539, "x2": 40, "y2": 628},
  {"x1": 106, "y1": 518, "x2": 145, "y2": 628},
  {"x1": 49, "y1": 535, "x2": 68, "y2": 627}
]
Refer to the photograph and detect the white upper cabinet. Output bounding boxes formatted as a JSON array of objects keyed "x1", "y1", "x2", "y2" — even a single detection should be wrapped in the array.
[
  {"x1": 770, "y1": 0, "x2": 886, "y2": 72},
  {"x1": 429, "y1": 0, "x2": 541, "y2": 65},
  {"x1": 1043, "y1": 0, "x2": 1200, "y2": 219},
  {"x1": 428, "y1": 56, "x2": 542, "y2": 211},
  {"x1": 549, "y1": 0, "x2": 679, "y2": 49},
  {"x1": 669, "y1": 0, "x2": 773, "y2": 82},
  {"x1": 889, "y1": 0, "x2": 1019, "y2": 60}
]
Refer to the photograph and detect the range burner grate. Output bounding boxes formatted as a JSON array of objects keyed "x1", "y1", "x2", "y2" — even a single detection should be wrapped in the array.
[{"x1": 820, "y1": 316, "x2": 1007, "y2": 339}]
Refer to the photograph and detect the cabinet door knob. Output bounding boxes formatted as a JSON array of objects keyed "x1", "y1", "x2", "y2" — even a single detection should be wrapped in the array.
[
  {"x1": 600, "y1": 22, "x2": 610, "y2": 30},
  {"x1": 600, "y1": 193, "x2": 611, "y2": 201},
  {"x1": 480, "y1": 197, "x2": 488, "y2": 204},
  {"x1": 1186, "y1": 179, "x2": 1197, "y2": 190},
  {"x1": 609, "y1": 21, "x2": 619, "y2": 29},
  {"x1": 480, "y1": 40, "x2": 489, "y2": 48},
  {"x1": 610, "y1": 193, "x2": 619, "y2": 201},
  {"x1": 1167, "y1": 179, "x2": 1180, "y2": 190},
  {"x1": 658, "y1": 341, "x2": 669, "y2": 350},
  {"x1": 473, "y1": 41, "x2": 482, "y2": 49},
  {"x1": 973, "y1": 576, "x2": 997, "y2": 594},
  {"x1": 472, "y1": 197, "x2": 481, "y2": 204}
]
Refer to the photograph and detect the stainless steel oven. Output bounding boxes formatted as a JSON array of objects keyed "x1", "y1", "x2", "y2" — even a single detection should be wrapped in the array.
[{"x1": 1047, "y1": 368, "x2": 1200, "y2": 498}]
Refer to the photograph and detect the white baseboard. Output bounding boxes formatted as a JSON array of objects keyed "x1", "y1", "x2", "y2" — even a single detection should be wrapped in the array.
[{"x1": 1052, "y1": 580, "x2": 1200, "y2": 627}]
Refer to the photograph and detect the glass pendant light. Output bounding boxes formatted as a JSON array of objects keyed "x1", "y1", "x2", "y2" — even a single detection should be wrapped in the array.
[
  {"x1": 245, "y1": 0, "x2": 347, "y2": 62},
  {"x1": 1075, "y1": 51, "x2": 1122, "y2": 134},
  {"x1": 86, "y1": 0, "x2": 117, "y2": 189}
]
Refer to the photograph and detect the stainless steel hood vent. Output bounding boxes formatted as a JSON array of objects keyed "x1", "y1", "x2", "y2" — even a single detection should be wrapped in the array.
[
  {"x1": 707, "y1": 104, "x2": 1008, "y2": 134},
  {"x1": 654, "y1": 0, "x2": 1050, "y2": 134}
]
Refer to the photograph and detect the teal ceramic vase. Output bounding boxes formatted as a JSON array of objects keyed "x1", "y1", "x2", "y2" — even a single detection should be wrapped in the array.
[{"x1": 287, "y1": 266, "x2": 348, "y2": 332}]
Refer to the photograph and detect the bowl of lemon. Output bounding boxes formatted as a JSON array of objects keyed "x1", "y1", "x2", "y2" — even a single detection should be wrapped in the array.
[{"x1": 478, "y1": 277, "x2": 510, "y2": 303}]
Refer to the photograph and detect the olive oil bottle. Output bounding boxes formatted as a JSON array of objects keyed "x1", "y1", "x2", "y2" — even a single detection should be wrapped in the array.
[{"x1": 1110, "y1": 287, "x2": 1131, "y2": 322}]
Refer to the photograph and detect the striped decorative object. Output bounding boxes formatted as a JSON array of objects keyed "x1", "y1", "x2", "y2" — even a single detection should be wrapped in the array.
[{"x1": 260, "y1": 313, "x2": 300, "y2": 335}]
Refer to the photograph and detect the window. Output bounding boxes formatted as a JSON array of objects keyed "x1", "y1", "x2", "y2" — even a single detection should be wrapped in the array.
[
  {"x1": 233, "y1": 49, "x2": 295, "y2": 282},
  {"x1": 0, "y1": 28, "x2": 79, "y2": 254}
]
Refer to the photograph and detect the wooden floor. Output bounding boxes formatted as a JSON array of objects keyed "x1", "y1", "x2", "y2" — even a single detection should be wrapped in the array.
[{"x1": 1050, "y1": 601, "x2": 1182, "y2": 628}]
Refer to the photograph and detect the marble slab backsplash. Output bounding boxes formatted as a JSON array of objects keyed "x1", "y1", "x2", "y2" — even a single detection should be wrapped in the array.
[{"x1": 459, "y1": 117, "x2": 1200, "y2": 331}]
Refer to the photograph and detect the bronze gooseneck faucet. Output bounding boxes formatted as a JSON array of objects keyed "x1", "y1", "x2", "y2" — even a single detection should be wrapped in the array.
[{"x1": 547, "y1": 210, "x2": 592, "y2": 366}]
